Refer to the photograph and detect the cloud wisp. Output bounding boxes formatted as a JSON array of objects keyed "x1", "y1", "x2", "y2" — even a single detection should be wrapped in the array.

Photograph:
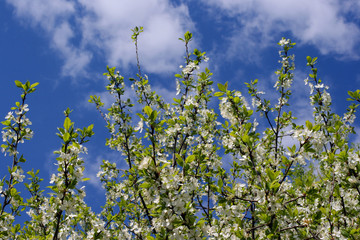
[
  {"x1": 7, "y1": 0, "x2": 195, "y2": 78},
  {"x1": 203, "y1": 0, "x2": 360, "y2": 61}
]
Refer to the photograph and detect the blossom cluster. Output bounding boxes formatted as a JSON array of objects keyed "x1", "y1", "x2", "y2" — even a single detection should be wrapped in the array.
[{"x1": 1, "y1": 30, "x2": 360, "y2": 239}]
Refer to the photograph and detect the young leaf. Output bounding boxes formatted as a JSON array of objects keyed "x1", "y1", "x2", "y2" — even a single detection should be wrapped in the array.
[
  {"x1": 144, "y1": 106, "x2": 153, "y2": 117},
  {"x1": 63, "y1": 117, "x2": 72, "y2": 131},
  {"x1": 14, "y1": 80, "x2": 22, "y2": 88}
]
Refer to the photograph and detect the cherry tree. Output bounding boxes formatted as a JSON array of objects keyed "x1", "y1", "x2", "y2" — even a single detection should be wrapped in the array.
[{"x1": 1, "y1": 27, "x2": 360, "y2": 239}]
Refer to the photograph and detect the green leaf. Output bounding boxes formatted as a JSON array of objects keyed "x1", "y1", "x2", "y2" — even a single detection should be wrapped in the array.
[
  {"x1": 18, "y1": 155, "x2": 26, "y2": 163},
  {"x1": 312, "y1": 57, "x2": 318, "y2": 64},
  {"x1": 184, "y1": 31, "x2": 192, "y2": 42},
  {"x1": 233, "y1": 96, "x2": 240, "y2": 104},
  {"x1": 150, "y1": 110, "x2": 158, "y2": 121},
  {"x1": 185, "y1": 155, "x2": 196, "y2": 163},
  {"x1": 30, "y1": 82, "x2": 39, "y2": 88},
  {"x1": 270, "y1": 181, "x2": 280, "y2": 190},
  {"x1": 241, "y1": 134, "x2": 250, "y2": 144},
  {"x1": 25, "y1": 81, "x2": 30, "y2": 90},
  {"x1": 144, "y1": 106, "x2": 152, "y2": 117},
  {"x1": 140, "y1": 182, "x2": 152, "y2": 189},
  {"x1": 72, "y1": 141, "x2": 80, "y2": 149},
  {"x1": 14, "y1": 80, "x2": 22, "y2": 88},
  {"x1": 63, "y1": 132, "x2": 70, "y2": 142},
  {"x1": 305, "y1": 120, "x2": 313, "y2": 130},
  {"x1": 176, "y1": 154, "x2": 184, "y2": 167},
  {"x1": 266, "y1": 168, "x2": 276, "y2": 181},
  {"x1": 63, "y1": 117, "x2": 72, "y2": 131},
  {"x1": 217, "y1": 83, "x2": 227, "y2": 92},
  {"x1": 87, "y1": 124, "x2": 94, "y2": 132},
  {"x1": 218, "y1": 178, "x2": 223, "y2": 188},
  {"x1": 10, "y1": 188, "x2": 17, "y2": 196},
  {"x1": 306, "y1": 56, "x2": 312, "y2": 63},
  {"x1": 313, "y1": 124, "x2": 321, "y2": 131},
  {"x1": 27, "y1": 170, "x2": 35, "y2": 178},
  {"x1": 1, "y1": 120, "x2": 11, "y2": 126}
]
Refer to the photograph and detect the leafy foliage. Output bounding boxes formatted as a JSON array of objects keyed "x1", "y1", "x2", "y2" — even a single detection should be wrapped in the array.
[{"x1": 1, "y1": 30, "x2": 360, "y2": 239}]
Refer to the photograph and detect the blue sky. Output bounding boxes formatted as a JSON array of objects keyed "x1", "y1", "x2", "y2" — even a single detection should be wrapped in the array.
[{"x1": 1, "y1": 0, "x2": 360, "y2": 210}]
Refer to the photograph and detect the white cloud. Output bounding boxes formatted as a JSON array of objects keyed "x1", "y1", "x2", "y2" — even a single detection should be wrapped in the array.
[
  {"x1": 203, "y1": 0, "x2": 360, "y2": 60},
  {"x1": 52, "y1": 22, "x2": 93, "y2": 77},
  {"x1": 7, "y1": 0, "x2": 92, "y2": 77},
  {"x1": 78, "y1": 0, "x2": 194, "y2": 74},
  {"x1": 8, "y1": 0, "x2": 75, "y2": 31},
  {"x1": 6, "y1": 0, "x2": 195, "y2": 77}
]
